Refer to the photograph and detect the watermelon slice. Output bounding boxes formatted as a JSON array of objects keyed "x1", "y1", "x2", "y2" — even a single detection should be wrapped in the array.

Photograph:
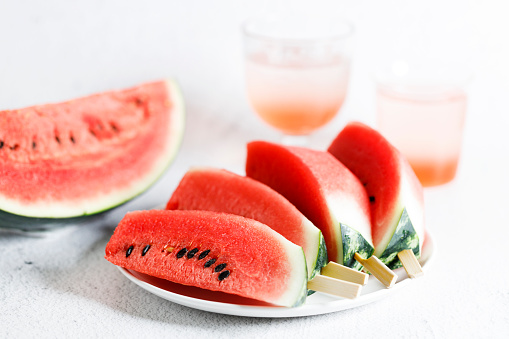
[
  {"x1": 246, "y1": 141, "x2": 374, "y2": 271},
  {"x1": 0, "y1": 80, "x2": 185, "y2": 228},
  {"x1": 105, "y1": 209, "x2": 308, "y2": 307},
  {"x1": 165, "y1": 167, "x2": 327, "y2": 280},
  {"x1": 327, "y1": 121, "x2": 425, "y2": 268}
]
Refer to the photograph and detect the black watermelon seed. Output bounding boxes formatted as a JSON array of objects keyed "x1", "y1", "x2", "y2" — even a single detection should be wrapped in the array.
[
  {"x1": 369, "y1": 196, "x2": 375, "y2": 203},
  {"x1": 187, "y1": 248, "x2": 199, "y2": 259},
  {"x1": 70, "y1": 135, "x2": 76, "y2": 144},
  {"x1": 32, "y1": 141, "x2": 36, "y2": 149},
  {"x1": 55, "y1": 136, "x2": 61, "y2": 144},
  {"x1": 176, "y1": 248, "x2": 187, "y2": 258},
  {"x1": 198, "y1": 249, "x2": 210, "y2": 260},
  {"x1": 214, "y1": 263, "x2": 227, "y2": 272},
  {"x1": 126, "y1": 245, "x2": 134, "y2": 258},
  {"x1": 218, "y1": 270, "x2": 230, "y2": 281},
  {"x1": 0, "y1": 141, "x2": 3, "y2": 149},
  {"x1": 204, "y1": 258, "x2": 216, "y2": 268},
  {"x1": 142, "y1": 245, "x2": 151, "y2": 256}
]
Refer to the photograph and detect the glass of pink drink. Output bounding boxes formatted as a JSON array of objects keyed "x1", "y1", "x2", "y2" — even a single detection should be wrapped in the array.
[
  {"x1": 376, "y1": 61, "x2": 470, "y2": 187},
  {"x1": 243, "y1": 15, "x2": 354, "y2": 145}
]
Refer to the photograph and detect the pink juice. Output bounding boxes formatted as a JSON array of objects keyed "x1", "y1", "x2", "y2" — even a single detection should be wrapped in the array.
[
  {"x1": 377, "y1": 86, "x2": 467, "y2": 187},
  {"x1": 245, "y1": 55, "x2": 350, "y2": 135}
]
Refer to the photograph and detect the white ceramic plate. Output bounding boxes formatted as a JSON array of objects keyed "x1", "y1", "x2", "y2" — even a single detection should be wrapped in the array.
[{"x1": 118, "y1": 234, "x2": 435, "y2": 318}]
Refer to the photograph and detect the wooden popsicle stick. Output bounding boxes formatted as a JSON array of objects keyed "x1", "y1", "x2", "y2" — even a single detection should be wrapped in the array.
[
  {"x1": 307, "y1": 275, "x2": 362, "y2": 299},
  {"x1": 321, "y1": 261, "x2": 369, "y2": 285},
  {"x1": 397, "y1": 249, "x2": 424, "y2": 279},
  {"x1": 354, "y1": 253, "x2": 397, "y2": 288}
]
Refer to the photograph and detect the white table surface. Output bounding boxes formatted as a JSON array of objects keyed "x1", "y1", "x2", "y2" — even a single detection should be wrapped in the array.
[{"x1": 1, "y1": 1, "x2": 508, "y2": 338}]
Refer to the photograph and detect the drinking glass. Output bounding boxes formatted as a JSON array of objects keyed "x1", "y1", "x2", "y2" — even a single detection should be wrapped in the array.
[
  {"x1": 375, "y1": 60, "x2": 470, "y2": 187},
  {"x1": 242, "y1": 15, "x2": 354, "y2": 145}
]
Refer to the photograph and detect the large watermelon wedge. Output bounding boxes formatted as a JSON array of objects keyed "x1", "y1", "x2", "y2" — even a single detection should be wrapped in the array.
[
  {"x1": 327, "y1": 122, "x2": 425, "y2": 268},
  {"x1": 105, "y1": 209, "x2": 308, "y2": 307},
  {"x1": 0, "y1": 80, "x2": 185, "y2": 229},
  {"x1": 166, "y1": 167, "x2": 327, "y2": 280},
  {"x1": 246, "y1": 141, "x2": 374, "y2": 271}
]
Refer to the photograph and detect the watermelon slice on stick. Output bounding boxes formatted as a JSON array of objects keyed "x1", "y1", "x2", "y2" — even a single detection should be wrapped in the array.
[
  {"x1": 166, "y1": 167, "x2": 365, "y2": 297},
  {"x1": 105, "y1": 210, "x2": 360, "y2": 306},
  {"x1": 245, "y1": 141, "x2": 379, "y2": 275},
  {"x1": 328, "y1": 121, "x2": 425, "y2": 279},
  {"x1": 0, "y1": 80, "x2": 185, "y2": 230}
]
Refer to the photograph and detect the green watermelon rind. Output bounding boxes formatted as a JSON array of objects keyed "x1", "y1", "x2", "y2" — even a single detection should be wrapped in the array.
[
  {"x1": 0, "y1": 79, "x2": 186, "y2": 230},
  {"x1": 340, "y1": 223, "x2": 375, "y2": 271},
  {"x1": 0, "y1": 209, "x2": 108, "y2": 232},
  {"x1": 378, "y1": 208, "x2": 421, "y2": 269},
  {"x1": 303, "y1": 223, "x2": 327, "y2": 281},
  {"x1": 306, "y1": 231, "x2": 327, "y2": 296},
  {"x1": 311, "y1": 231, "x2": 328, "y2": 279},
  {"x1": 294, "y1": 216, "x2": 328, "y2": 282}
]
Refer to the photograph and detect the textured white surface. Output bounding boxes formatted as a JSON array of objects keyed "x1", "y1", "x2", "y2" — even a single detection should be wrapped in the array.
[{"x1": 1, "y1": 1, "x2": 509, "y2": 338}]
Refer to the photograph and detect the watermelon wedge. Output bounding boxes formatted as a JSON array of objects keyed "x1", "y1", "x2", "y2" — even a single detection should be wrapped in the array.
[
  {"x1": 105, "y1": 210, "x2": 308, "y2": 307},
  {"x1": 246, "y1": 141, "x2": 374, "y2": 271},
  {"x1": 327, "y1": 122, "x2": 425, "y2": 268},
  {"x1": 0, "y1": 80, "x2": 185, "y2": 228},
  {"x1": 166, "y1": 167, "x2": 327, "y2": 280}
]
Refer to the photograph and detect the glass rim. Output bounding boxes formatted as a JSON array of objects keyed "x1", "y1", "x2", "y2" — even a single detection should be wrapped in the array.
[
  {"x1": 373, "y1": 60, "x2": 474, "y2": 90},
  {"x1": 242, "y1": 15, "x2": 355, "y2": 45}
]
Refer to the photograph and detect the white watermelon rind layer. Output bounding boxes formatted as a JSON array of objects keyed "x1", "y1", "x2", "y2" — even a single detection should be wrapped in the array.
[
  {"x1": 0, "y1": 79, "x2": 185, "y2": 219},
  {"x1": 373, "y1": 158, "x2": 425, "y2": 259},
  {"x1": 275, "y1": 243, "x2": 308, "y2": 307},
  {"x1": 326, "y1": 194, "x2": 374, "y2": 268},
  {"x1": 300, "y1": 217, "x2": 328, "y2": 281},
  {"x1": 310, "y1": 231, "x2": 328, "y2": 281}
]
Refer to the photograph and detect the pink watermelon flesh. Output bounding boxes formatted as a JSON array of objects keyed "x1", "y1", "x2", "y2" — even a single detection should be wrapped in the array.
[
  {"x1": 327, "y1": 121, "x2": 425, "y2": 261},
  {"x1": 165, "y1": 167, "x2": 327, "y2": 280},
  {"x1": 105, "y1": 209, "x2": 308, "y2": 307},
  {"x1": 246, "y1": 141, "x2": 373, "y2": 268},
  {"x1": 0, "y1": 80, "x2": 184, "y2": 219}
]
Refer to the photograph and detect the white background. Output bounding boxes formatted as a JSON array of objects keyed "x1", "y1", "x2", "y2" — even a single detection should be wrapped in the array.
[{"x1": 1, "y1": 1, "x2": 508, "y2": 338}]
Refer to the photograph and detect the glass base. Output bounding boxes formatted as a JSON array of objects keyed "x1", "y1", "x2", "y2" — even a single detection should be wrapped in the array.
[{"x1": 410, "y1": 159, "x2": 459, "y2": 187}]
